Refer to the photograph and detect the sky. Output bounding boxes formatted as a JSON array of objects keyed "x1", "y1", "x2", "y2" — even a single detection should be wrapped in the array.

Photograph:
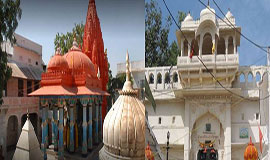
[
  {"x1": 15, "y1": 0, "x2": 145, "y2": 76},
  {"x1": 147, "y1": 0, "x2": 270, "y2": 66}
]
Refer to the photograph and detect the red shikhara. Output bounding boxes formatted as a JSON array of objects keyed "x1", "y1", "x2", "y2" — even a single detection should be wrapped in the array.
[{"x1": 82, "y1": 0, "x2": 109, "y2": 122}]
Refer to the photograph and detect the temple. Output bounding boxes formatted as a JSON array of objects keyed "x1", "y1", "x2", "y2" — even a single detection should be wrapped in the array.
[{"x1": 29, "y1": 0, "x2": 109, "y2": 159}]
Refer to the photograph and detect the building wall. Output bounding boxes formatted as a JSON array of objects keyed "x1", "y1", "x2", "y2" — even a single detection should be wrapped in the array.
[
  {"x1": 6, "y1": 78, "x2": 18, "y2": 97},
  {"x1": 12, "y1": 46, "x2": 42, "y2": 68}
]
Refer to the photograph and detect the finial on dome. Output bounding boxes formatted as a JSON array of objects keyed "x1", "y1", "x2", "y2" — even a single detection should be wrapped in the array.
[
  {"x1": 73, "y1": 37, "x2": 78, "y2": 47},
  {"x1": 228, "y1": 8, "x2": 230, "y2": 11},
  {"x1": 27, "y1": 108, "x2": 29, "y2": 120},
  {"x1": 126, "y1": 50, "x2": 131, "y2": 82},
  {"x1": 121, "y1": 50, "x2": 134, "y2": 92}
]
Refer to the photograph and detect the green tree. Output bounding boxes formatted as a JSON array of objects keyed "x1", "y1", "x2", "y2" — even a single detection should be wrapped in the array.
[
  {"x1": 145, "y1": 0, "x2": 171, "y2": 67},
  {"x1": 0, "y1": 0, "x2": 22, "y2": 104},
  {"x1": 145, "y1": 0, "x2": 186, "y2": 67},
  {"x1": 54, "y1": 23, "x2": 84, "y2": 54}
]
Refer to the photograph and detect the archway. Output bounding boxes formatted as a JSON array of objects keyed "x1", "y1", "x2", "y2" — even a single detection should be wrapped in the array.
[
  {"x1": 6, "y1": 115, "x2": 18, "y2": 151},
  {"x1": 202, "y1": 33, "x2": 213, "y2": 55},
  {"x1": 190, "y1": 113, "x2": 224, "y2": 160}
]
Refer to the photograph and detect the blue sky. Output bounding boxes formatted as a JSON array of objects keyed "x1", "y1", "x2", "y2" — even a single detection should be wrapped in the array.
[
  {"x1": 148, "y1": 0, "x2": 270, "y2": 66},
  {"x1": 15, "y1": 0, "x2": 145, "y2": 76}
]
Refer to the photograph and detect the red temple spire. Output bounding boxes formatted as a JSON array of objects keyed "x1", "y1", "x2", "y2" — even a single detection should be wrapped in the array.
[{"x1": 82, "y1": 0, "x2": 109, "y2": 122}]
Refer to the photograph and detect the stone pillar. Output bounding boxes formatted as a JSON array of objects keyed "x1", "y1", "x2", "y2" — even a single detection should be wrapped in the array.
[
  {"x1": 95, "y1": 100, "x2": 99, "y2": 144},
  {"x1": 58, "y1": 108, "x2": 64, "y2": 160},
  {"x1": 184, "y1": 101, "x2": 190, "y2": 160},
  {"x1": 199, "y1": 35, "x2": 203, "y2": 57},
  {"x1": 41, "y1": 106, "x2": 48, "y2": 160},
  {"x1": 99, "y1": 97, "x2": 102, "y2": 140},
  {"x1": 181, "y1": 39, "x2": 184, "y2": 57},
  {"x1": 233, "y1": 37, "x2": 236, "y2": 54},
  {"x1": 225, "y1": 37, "x2": 228, "y2": 61},
  {"x1": 88, "y1": 104, "x2": 93, "y2": 150},
  {"x1": 45, "y1": 107, "x2": 49, "y2": 147},
  {"x1": 82, "y1": 104, "x2": 87, "y2": 156},
  {"x1": 224, "y1": 103, "x2": 231, "y2": 160},
  {"x1": 52, "y1": 106, "x2": 58, "y2": 151},
  {"x1": 69, "y1": 105, "x2": 74, "y2": 152},
  {"x1": 187, "y1": 39, "x2": 191, "y2": 63}
]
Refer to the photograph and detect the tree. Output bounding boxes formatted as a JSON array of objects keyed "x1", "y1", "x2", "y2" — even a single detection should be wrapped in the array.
[
  {"x1": 145, "y1": 0, "x2": 186, "y2": 67},
  {"x1": 145, "y1": 0, "x2": 171, "y2": 67},
  {"x1": 0, "y1": 0, "x2": 22, "y2": 104},
  {"x1": 54, "y1": 23, "x2": 84, "y2": 54}
]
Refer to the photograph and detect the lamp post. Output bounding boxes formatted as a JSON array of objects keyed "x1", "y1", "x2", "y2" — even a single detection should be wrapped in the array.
[{"x1": 166, "y1": 131, "x2": 170, "y2": 160}]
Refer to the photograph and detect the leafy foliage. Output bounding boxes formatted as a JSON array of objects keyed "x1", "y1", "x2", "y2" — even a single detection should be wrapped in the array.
[
  {"x1": 54, "y1": 23, "x2": 84, "y2": 54},
  {"x1": 0, "y1": 0, "x2": 22, "y2": 104},
  {"x1": 145, "y1": 0, "x2": 185, "y2": 67}
]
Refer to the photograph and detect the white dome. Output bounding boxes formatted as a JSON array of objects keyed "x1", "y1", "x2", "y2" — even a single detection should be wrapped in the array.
[
  {"x1": 200, "y1": 6, "x2": 215, "y2": 17},
  {"x1": 184, "y1": 13, "x2": 193, "y2": 22},
  {"x1": 100, "y1": 51, "x2": 145, "y2": 160},
  {"x1": 225, "y1": 10, "x2": 234, "y2": 19}
]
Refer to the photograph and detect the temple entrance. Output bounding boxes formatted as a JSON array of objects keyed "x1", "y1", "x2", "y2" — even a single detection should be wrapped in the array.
[
  {"x1": 6, "y1": 115, "x2": 18, "y2": 151},
  {"x1": 190, "y1": 113, "x2": 224, "y2": 160}
]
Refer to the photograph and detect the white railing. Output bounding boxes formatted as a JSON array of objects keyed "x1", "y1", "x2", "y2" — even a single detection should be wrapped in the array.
[{"x1": 178, "y1": 54, "x2": 239, "y2": 65}]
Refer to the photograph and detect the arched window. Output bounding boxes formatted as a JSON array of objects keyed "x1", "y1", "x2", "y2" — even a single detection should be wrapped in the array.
[
  {"x1": 165, "y1": 72, "x2": 170, "y2": 84},
  {"x1": 202, "y1": 33, "x2": 213, "y2": 55},
  {"x1": 256, "y1": 72, "x2": 261, "y2": 82},
  {"x1": 173, "y1": 72, "x2": 178, "y2": 83},
  {"x1": 149, "y1": 73, "x2": 154, "y2": 84},
  {"x1": 217, "y1": 37, "x2": 225, "y2": 54},
  {"x1": 157, "y1": 73, "x2": 162, "y2": 84},
  {"x1": 239, "y1": 73, "x2": 245, "y2": 82},
  {"x1": 247, "y1": 72, "x2": 253, "y2": 83},
  {"x1": 228, "y1": 36, "x2": 234, "y2": 54}
]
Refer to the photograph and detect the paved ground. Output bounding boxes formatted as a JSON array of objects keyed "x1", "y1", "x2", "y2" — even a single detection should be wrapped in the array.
[{"x1": 7, "y1": 143, "x2": 102, "y2": 160}]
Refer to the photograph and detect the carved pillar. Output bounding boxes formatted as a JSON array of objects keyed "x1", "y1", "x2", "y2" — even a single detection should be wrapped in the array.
[
  {"x1": 99, "y1": 97, "x2": 103, "y2": 140},
  {"x1": 188, "y1": 39, "x2": 191, "y2": 63},
  {"x1": 224, "y1": 103, "x2": 231, "y2": 160},
  {"x1": 58, "y1": 107, "x2": 64, "y2": 160},
  {"x1": 88, "y1": 103, "x2": 93, "y2": 150},
  {"x1": 184, "y1": 101, "x2": 190, "y2": 160},
  {"x1": 41, "y1": 105, "x2": 48, "y2": 160},
  {"x1": 95, "y1": 99, "x2": 99, "y2": 144},
  {"x1": 69, "y1": 105, "x2": 74, "y2": 152},
  {"x1": 82, "y1": 104, "x2": 87, "y2": 156},
  {"x1": 52, "y1": 106, "x2": 58, "y2": 151}
]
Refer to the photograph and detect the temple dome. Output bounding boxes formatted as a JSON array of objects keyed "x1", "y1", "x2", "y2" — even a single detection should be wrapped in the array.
[
  {"x1": 100, "y1": 51, "x2": 145, "y2": 160},
  {"x1": 47, "y1": 48, "x2": 69, "y2": 72},
  {"x1": 64, "y1": 39, "x2": 96, "y2": 78},
  {"x1": 200, "y1": 6, "x2": 215, "y2": 17},
  {"x1": 184, "y1": 12, "x2": 193, "y2": 22}
]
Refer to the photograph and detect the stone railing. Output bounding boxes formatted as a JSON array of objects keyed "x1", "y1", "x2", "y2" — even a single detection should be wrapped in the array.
[{"x1": 177, "y1": 54, "x2": 238, "y2": 66}]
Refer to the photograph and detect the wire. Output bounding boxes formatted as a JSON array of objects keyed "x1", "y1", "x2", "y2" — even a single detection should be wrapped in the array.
[{"x1": 161, "y1": 0, "x2": 270, "y2": 102}]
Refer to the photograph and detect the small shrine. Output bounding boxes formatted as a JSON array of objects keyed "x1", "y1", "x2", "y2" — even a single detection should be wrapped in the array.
[{"x1": 29, "y1": 0, "x2": 109, "y2": 159}]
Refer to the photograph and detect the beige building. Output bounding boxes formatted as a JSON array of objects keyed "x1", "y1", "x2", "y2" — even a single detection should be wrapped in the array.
[
  {"x1": 0, "y1": 33, "x2": 44, "y2": 158},
  {"x1": 145, "y1": 5, "x2": 270, "y2": 160}
]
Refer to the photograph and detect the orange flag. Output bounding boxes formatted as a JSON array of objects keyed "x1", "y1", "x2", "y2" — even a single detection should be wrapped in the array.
[{"x1": 145, "y1": 143, "x2": 154, "y2": 160}]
